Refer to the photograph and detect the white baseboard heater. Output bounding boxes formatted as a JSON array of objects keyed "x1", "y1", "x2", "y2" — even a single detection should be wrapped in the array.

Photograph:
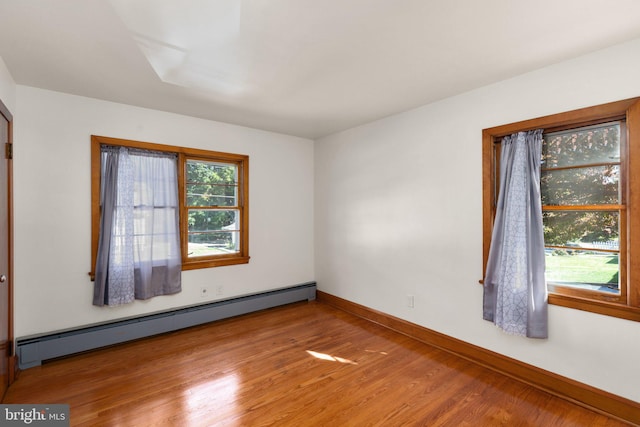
[{"x1": 16, "y1": 282, "x2": 316, "y2": 369}]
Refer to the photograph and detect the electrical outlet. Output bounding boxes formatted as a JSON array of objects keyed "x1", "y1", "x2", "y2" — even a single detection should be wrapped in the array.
[
  {"x1": 216, "y1": 285, "x2": 224, "y2": 296},
  {"x1": 200, "y1": 287, "x2": 209, "y2": 298},
  {"x1": 407, "y1": 295, "x2": 415, "y2": 308}
]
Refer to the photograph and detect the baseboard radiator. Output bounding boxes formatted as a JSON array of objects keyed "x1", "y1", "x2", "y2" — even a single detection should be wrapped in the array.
[{"x1": 16, "y1": 282, "x2": 316, "y2": 370}]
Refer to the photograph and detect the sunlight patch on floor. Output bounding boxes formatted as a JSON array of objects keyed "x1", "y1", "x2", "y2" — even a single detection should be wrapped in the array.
[{"x1": 306, "y1": 350, "x2": 358, "y2": 365}]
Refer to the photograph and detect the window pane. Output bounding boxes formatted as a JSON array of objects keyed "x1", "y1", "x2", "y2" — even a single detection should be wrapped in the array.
[
  {"x1": 188, "y1": 231, "x2": 240, "y2": 257},
  {"x1": 541, "y1": 165, "x2": 620, "y2": 205},
  {"x1": 544, "y1": 210, "x2": 620, "y2": 293},
  {"x1": 542, "y1": 122, "x2": 620, "y2": 169},
  {"x1": 545, "y1": 251, "x2": 619, "y2": 293},
  {"x1": 188, "y1": 209, "x2": 239, "y2": 232},
  {"x1": 187, "y1": 184, "x2": 237, "y2": 206},
  {"x1": 543, "y1": 211, "x2": 619, "y2": 249},
  {"x1": 187, "y1": 209, "x2": 240, "y2": 257},
  {"x1": 186, "y1": 160, "x2": 237, "y2": 207}
]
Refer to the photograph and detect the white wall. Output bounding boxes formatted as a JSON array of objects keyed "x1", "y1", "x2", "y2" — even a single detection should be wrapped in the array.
[
  {"x1": 0, "y1": 56, "x2": 15, "y2": 114},
  {"x1": 315, "y1": 38, "x2": 640, "y2": 402},
  {"x1": 13, "y1": 86, "x2": 314, "y2": 338}
]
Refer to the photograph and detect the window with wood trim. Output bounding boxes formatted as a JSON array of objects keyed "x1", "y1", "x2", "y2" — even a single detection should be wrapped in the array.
[
  {"x1": 90, "y1": 135, "x2": 249, "y2": 277},
  {"x1": 482, "y1": 98, "x2": 640, "y2": 321}
]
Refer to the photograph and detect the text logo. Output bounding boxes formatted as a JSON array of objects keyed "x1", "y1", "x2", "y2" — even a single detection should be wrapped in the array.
[{"x1": 0, "y1": 405, "x2": 69, "y2": 426}]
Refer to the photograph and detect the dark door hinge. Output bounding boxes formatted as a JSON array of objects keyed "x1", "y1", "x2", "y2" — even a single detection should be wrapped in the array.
[{"x1": 5, "y1": 142, "x2": 12, "y2": 160}]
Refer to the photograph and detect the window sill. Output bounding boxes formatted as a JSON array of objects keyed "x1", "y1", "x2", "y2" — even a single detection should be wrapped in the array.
[
  {"x1": 548, "y1": 293, "x2": 640, "y2": 322},
  {"x1": 477, "y1": 279, "x2": 640, "y2": 322}
]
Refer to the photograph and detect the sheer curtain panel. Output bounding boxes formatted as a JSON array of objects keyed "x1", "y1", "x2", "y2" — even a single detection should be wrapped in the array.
[
  {"x1": 93, "y1": 146, "x2": 182, "y2": 306},
  {"x1": 483, "y1": 130, "x2": 548, "y2": 338}
]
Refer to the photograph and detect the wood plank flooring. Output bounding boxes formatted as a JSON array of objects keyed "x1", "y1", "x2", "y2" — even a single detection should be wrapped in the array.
[{"x1": 3, "y1": 301, "x2": 631, "y2": 426}]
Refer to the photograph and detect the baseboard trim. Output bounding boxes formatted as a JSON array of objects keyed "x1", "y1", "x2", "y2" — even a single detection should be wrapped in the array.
[{"x1": 316, "y1": 291, "x2": 640, "y2": 426}]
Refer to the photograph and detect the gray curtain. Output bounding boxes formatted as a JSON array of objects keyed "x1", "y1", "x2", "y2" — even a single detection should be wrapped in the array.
[
  {"x1": 93, "y1": 147, "x2": 120, "y2": 306},
  {"x1": 483, "y1": 130, "x2": 548, "y2": 338},
  {"x1": 93, "y1": 146, "x2": 182, "y2": 306}
]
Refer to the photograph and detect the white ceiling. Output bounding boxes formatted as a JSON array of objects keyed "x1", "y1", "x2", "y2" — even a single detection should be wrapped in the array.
[{"x1": 2, "y1": 0, "x2": 640, "y2": 139}]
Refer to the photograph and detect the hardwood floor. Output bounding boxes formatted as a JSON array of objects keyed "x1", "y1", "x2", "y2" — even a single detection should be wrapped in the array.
[{"x1": 3, "y1": 301, "x2": 631, "y2": 426}]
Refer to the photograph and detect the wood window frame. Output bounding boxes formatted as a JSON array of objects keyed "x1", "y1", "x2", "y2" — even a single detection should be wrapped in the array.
[
  {"x1": 90, "y1": 135, "x2": 249, "y2": 279},
  {"x1": 482, "y1": 98, "x2": 640, "y2": 321}
]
